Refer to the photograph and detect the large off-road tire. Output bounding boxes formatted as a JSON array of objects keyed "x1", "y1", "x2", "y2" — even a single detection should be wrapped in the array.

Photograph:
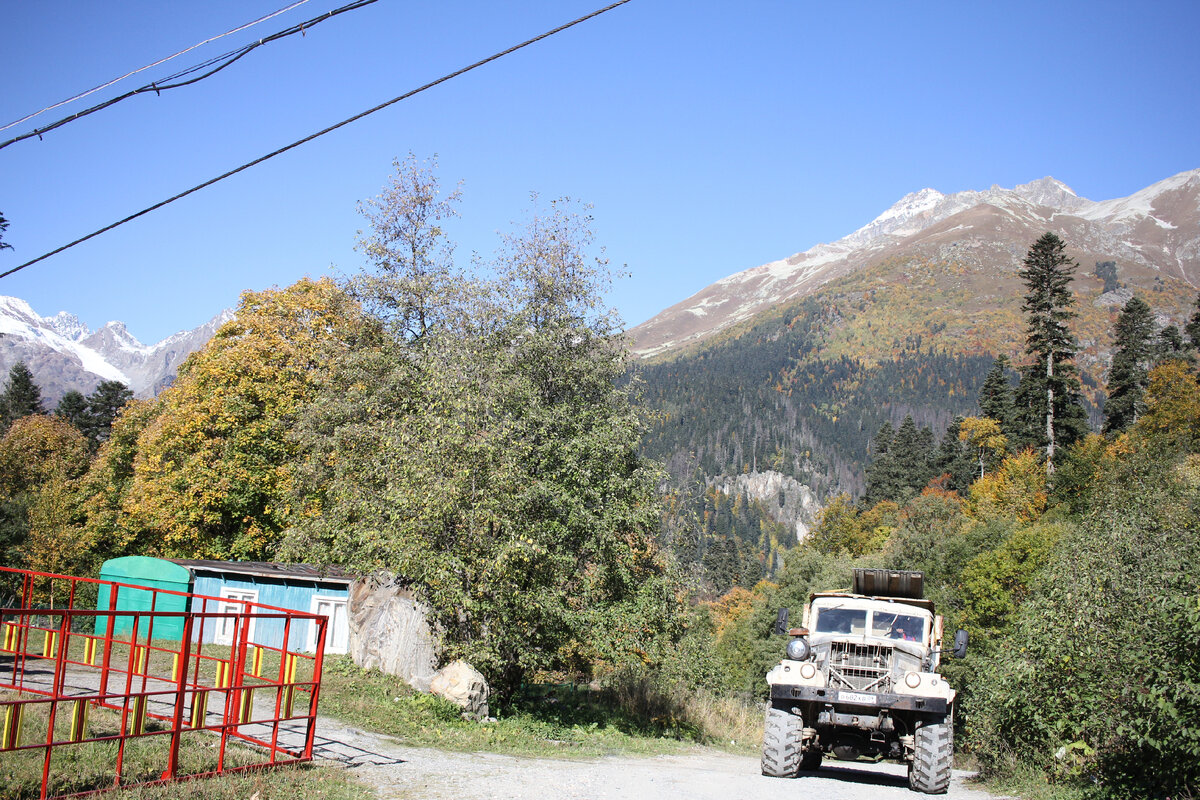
[
  {"x1": 799, "y1": 747, "x2": 823, "y2": 771},
  {"x1": 761, "y1": 703, "x2": 803, "y2": 778},
  {"x1": 908, "y1": 720, "x2": 953, "y2": 794}
]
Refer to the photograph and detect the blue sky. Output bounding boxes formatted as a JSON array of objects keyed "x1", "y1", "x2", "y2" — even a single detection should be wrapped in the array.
[{"x1": 2, "y1": 0, "x2": 1198, "y2": 344}]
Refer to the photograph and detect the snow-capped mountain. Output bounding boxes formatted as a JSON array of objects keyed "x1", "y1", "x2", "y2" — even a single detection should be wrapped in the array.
[
  {"x1": 0, "y1": 297, "x2": 232, "y2": 403},
  {"x1": 630, "y1": 169, "x2": 1200, "y2": 357}
]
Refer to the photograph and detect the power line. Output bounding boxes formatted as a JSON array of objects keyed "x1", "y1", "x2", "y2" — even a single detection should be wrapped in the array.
[
  {"x1": 0, "y1": 0, "x2": 379, "y2": 151},
  {"x1": 1, "y1": 0, "x2": 311, "y2": 133},
  {"x1": 0, "y1": 0, "x2": 633, "y2": 280}
]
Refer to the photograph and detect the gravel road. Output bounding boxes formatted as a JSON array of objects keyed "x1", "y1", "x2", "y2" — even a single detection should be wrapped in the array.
[
  {"x1": 310, "y1": 713, "x2": 1002, "y2": 800},
  {"x1": 15, "y1": 663, "x2": 1001, "y2": 800}
]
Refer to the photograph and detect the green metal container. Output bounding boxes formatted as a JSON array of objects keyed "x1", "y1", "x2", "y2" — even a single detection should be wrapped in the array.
[{"x1": 96, "y1": 557, "x2": 192, "y2": 641}]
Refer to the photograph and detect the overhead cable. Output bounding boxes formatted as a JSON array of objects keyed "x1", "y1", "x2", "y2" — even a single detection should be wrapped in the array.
[
  {"x1": 0, "y1": 0, "x2": 378, "y2": 151},
  {"x1": 0, "y1": 0, "x2": 634, "y2": 280},
  {"x1": 1, "y1": 0, "x2": 312, "y2": 133}
]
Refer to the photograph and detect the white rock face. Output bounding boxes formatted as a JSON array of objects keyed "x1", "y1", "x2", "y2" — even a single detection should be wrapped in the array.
[
  {"x1": 429, "y1": 660, "x2": 490, "y2": 720},
  {"x1": 347, "y1": 576, "x2": 439, "y2": 692},
  {"x1": 711, "y1": 470, "x2": 823, "y2": 542}
]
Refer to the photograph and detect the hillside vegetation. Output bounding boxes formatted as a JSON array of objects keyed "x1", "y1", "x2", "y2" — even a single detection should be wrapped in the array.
[{"x1": 1, "y1": 160, "x2": 1198, "y2": 798}]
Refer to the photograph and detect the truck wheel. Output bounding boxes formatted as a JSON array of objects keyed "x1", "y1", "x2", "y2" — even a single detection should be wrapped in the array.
[
  {"x1": 761, "y1": 703, "x2": 803, "y2": 778},
  {"x1": 799, "y1": 747, "x2": 823, "y2": 771},
  {"x1": 908, "y1": 720, "x2": 953, "y2": 794}
]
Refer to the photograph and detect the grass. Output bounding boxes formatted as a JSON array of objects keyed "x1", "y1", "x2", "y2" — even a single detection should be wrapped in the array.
[
  {"x1": 0, "y1": 693, "x2": 369, "y2": 800},
  {"x1": 317, "y1": 656, "x2": 763, "y2": 758}
]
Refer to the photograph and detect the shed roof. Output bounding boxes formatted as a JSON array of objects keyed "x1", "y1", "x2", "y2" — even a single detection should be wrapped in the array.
[{"x1": 168, "y1": 559, "x2": 355, "y2": 585}]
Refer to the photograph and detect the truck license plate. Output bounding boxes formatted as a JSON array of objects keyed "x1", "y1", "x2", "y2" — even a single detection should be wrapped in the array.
[{"x1": 839, "y1": 691, "x2": 874, "y2": 704}]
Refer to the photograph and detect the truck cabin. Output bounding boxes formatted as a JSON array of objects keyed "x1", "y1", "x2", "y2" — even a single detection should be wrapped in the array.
[{"x1": 807, "y1": 594, "x2": 935, "y2": 647}]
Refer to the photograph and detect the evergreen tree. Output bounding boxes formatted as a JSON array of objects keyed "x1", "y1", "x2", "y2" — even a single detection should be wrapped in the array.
[
  {"x1": 1153, "y1": 324, "x2": 1190, "y2": 365},
  {"x1": 1093, "y1": 260, "x2": 1119, "y2": 293},
  {"x1": 935, "y1": 416, "x2": 978, "y2": 492},
  {"x1": 83, "y1": 380, "x2": 134, "y2": 448},
  {"x1": 893, "y1": 415, "x2": 933, "y2": 492},
  {"x1": 54, "y1": 390, "x2": 90, "y2": 431},
  {"x1": 978, "y1": 355, "x2": 1015, "y2": 435},
  {"x1": 862, "y1": 421, "x2": 902, "y2": 506},
  {"x1": 1185, "y1": 293, "x2": 1200, "y2": 350},
  {"x1": 0, "y1": 211, "x2": 11, "y2": 251},
  {"x1": 1013, "y1": 233, "x2": 1088, "y2": 472},
  {"x1": 1103, "y1": 296, "x2": 1154, "y2": 434},
  {"x1": 0, "y1": 362, "x2": 44, "y2": 433}
]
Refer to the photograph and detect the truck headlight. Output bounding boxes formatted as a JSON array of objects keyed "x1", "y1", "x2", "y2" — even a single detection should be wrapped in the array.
[
  {"x1": 904, "y1": 671, "x2": 922, "y2": 689},
  {"x1": 786, "y1": 637, "x2": 811, "y2": 661},
  {"x1": 799, "y1": 662, "x2": 817, "y2": 680}
]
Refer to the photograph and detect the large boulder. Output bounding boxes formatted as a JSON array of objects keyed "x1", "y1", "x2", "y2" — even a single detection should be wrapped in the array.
[
  {"x1": 430, "y1": 660, "x2": 490, "y2": 720},
  {"x1": 347, "y1": 574, "x2": 438, "y2": 691}
]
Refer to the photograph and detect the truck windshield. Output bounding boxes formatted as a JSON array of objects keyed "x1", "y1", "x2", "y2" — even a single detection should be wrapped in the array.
[
  {"x1": 871, "y1": 611, "x2": 925, "y2": 641},
  {"x1": 813, "y1": 607, "x2": 867, "y2": 635}
]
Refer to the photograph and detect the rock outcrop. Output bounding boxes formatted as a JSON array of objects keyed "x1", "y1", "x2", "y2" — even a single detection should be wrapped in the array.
[
  {"x1": 429, "y1": 660, "x2": 490, "y2": 720},
  {"x1": 347, "y1": 575, "x2": 438, "y2": 691},
  {"x1": 711, "y1": 470, "x2": 823, "y2": 541}
]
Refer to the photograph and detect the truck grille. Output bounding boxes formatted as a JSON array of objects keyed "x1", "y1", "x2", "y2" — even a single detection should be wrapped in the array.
[{"x1": 825, "y1": 642, "x2": 893, "y2": 692}]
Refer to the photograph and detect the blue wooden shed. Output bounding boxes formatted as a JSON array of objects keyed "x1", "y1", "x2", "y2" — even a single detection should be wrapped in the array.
[{"x1": 170, "y1": 560, "x2": 354, "y2": 654}]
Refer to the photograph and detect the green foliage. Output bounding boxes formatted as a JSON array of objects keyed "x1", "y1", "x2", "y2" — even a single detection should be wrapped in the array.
[
  {"x1": 960, "y1": 521, "x2": 1067, "y2": 646},
  {"x1": 979, "y1": 354, "x2": 1017, "y2": 437},
  {"x1": 1014, "y1": 233, "x2": 1089, "y2": 466},
  {"x1": 0, "y1": 210, "x2": 11, "y2": 251},
  {"x1": 968, "y1": 377, "x2": 1200, "y2": 797},
  {"x1": 1186, "y1": 292, "x2": 1200, "y2": 350},
  {"x1": 283, "y1": 160, "x2": 677, "y2": 700},
  {"x1": 862, "y1": 415, "x2": 939, "y2": 505},
  {"x1": 1103, "y1": 296, "x2": 1154, "y2": 433},
  {"x1": 0, "y1": 361, "x2": 44, "y2": 433},
  {"x1": 1093, "y1": 260, "x2": 1119, "y2": 294}
]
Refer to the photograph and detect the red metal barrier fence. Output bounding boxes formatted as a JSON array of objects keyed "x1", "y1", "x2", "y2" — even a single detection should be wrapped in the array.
[{"x1": 0, "y1": 566, "x2": 327, "y2": 799}]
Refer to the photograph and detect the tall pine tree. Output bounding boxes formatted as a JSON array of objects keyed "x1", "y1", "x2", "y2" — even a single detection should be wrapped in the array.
[
  {"x1": 1103, "y1": 296, "x2": 1154, "y2": 434},
  {"x1": 1013, "y1": 233, "x2": 1088, "y2": 472},
  {"x1": 0, "y1": 362, "x2": 44, "y2": 433},
  {"x1": 979, "y1": 354, "x2": 1015, "y2": 436}
]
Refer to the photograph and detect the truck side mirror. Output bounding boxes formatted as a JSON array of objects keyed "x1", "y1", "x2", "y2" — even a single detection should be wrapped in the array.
[
  {"x1": 773, "y1": 608, "x2": 789, "y2": 636},
  {"x1": 952, "y1": 629, "x2": 969, "y2": 658}
]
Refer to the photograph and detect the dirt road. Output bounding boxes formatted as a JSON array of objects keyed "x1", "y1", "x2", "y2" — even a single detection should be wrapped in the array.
[{"x1": 311, "y1": 714, "x2": 1001, "y2": 800}]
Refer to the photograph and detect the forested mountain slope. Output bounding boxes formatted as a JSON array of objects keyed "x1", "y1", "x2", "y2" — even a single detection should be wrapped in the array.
[{"x1": 634, "y1": 171, "x2": 1199, "y2": 592}]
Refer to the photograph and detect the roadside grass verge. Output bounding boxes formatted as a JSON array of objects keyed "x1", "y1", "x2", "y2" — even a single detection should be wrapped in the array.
[
  {"x1": 317, "y1": 656, "x2": 762, "y2": 757},
  {"x1": 0, "y1": 693, "x2": 369, "y2": 800}
]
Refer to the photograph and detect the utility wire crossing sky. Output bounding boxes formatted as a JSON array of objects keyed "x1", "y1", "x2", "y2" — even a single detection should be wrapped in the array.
[{"x1": 1, "y1": 1, "x2": 1197, "y2": 345}]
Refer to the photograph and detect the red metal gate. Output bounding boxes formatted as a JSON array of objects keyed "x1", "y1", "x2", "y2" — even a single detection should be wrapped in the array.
[{"x1": 0, "y1": 565, "x2": 327, "y2": 799}]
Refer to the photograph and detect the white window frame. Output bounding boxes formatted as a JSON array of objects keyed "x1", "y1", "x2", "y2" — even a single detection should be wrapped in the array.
[
  {"x1": 307, "y1": 594, "x2": 349, "y2": 655},
  {"x1": 214, "y1": 587, "x2": 259, "y2": 646}
]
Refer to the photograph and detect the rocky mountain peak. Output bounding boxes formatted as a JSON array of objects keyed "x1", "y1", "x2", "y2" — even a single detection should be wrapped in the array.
[{"x1": 47, "y1": 311, "x2": 89, "y2": 341}]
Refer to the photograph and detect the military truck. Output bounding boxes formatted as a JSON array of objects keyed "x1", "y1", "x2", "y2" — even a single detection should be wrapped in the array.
[{"x1": 761, "y1": 568, "x2": 967, "y2": 794}]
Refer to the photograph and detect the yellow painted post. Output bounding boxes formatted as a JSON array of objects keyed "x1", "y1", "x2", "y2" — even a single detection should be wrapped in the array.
[
  {"x1": 126, "y1": 695, "x2": 147, "y2": 736},
  {"x1": 1, "y1": 623, "x2": 16, "y2": 652},
  {"x1": 286, "y1": 654, "x2": 297, "y2": 683},
  {"x1": 251, "y1": 646, "x2": 262, "y2": 677},
  {"x1": 83, "y1": 637, "x2": 96, "y2": 666},
  {"x1": 239, "y1": 688, "x2": 255, "y2": 724},
  {"x1": 42, "y1": 630, "x2": 57, "y2": 658},
  {"x1": 215, "y1": 661, "x2": 227, "y2": 688},
  {"x1": 68, "y1": 699, "x2": 90, "y2": 742},
  {"x1": 134, "y1": 646, "x2": 147, "y2": 675},
  {"x1": 171, "y1": 653, "x2": 180, "y2": 682},
  {"x1": 190, "y1": 690, "x2": 209, "y2": 728},
  {"x1": 2, "y1": 704, "x2": 24, "y2": 749},
  {"x1": 282, "y1": 686, "x2": 294, "y2": 718}
]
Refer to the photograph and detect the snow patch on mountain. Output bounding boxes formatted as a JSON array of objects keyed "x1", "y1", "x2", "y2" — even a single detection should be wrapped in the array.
[{"x1": 0, "y1": 296, "x2": 231, "y2": 401}]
